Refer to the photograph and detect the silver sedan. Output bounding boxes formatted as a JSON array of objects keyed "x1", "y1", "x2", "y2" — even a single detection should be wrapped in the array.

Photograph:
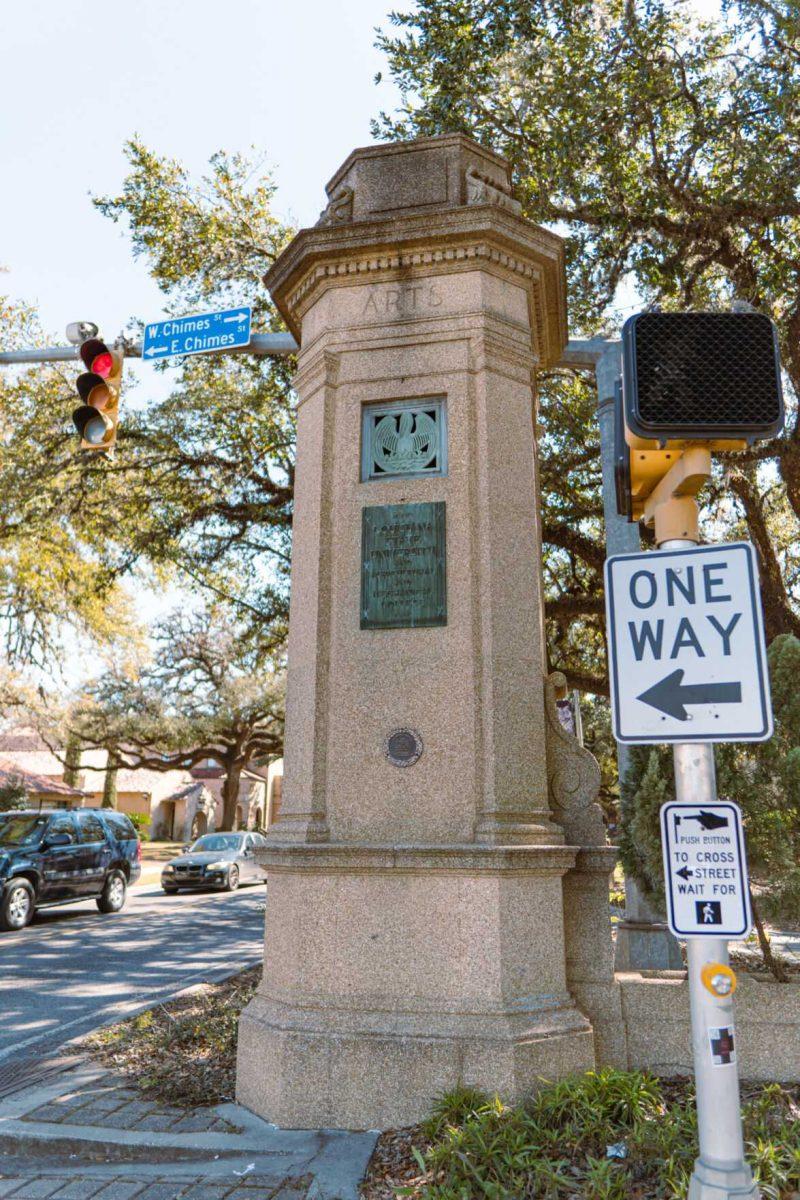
[{"x1": 160, "y1": 831, "x2": 267, "y2": 893}]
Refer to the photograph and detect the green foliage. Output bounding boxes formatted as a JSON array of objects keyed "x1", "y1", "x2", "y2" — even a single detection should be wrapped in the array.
[
  {"x1": 401, "y1": 1071, "x2": 800, "y2": 1199},
  {"x1": 0, "y1": 297, "x2": 140, "y2": 668},
  {"x1": 124, "y1": 812, "x2": 149, "y2": 840},
  {"x1": 717, "y1": 634, "x2": 800, "y2": 924},
  {"x1": 61, "y1": 605, "x2": 284, "y2": 831},
  {"x1": 619, "y1": 635, "x2": 800, "y2": 930},
  {"x1": 374, "y1": 0, "x2": 800, "y2": 679},
  {"x1": 0, "y1": 774, "x2": 28, "y2": 812},
  {"x1": 618, "y1": 746, "x2": 672, "y2": 910},
  {"x1": 0, "y1": 142, "x2": 296, "y2": 670}
]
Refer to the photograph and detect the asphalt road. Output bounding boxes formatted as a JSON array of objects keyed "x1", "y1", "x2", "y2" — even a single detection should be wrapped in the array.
[{"x1": 0, "y1": 880, "x2": 266, "y2": 1066}]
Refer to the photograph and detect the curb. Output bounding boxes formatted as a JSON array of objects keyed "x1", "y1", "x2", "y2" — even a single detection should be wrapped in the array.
[{"x1": 0, "y1": 1065, "x2": 377, "y2": 1200}]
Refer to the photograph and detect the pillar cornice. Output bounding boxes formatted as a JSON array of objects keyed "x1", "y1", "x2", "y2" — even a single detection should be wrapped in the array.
[{"x1": 265, "y1": 205, "x2": 567, "y2": 368}]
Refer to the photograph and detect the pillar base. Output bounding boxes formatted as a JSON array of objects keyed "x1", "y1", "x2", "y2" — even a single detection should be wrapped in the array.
[
  {"x1": 237, "y1": 842, "x2": 597, "y2": 1129},
  {"x1": 688, "y1": 1158, "x2": 760, "y2": 1200},
  {"x1": 237, "y1": 999, "x2": 595, "y2": 1130},
  {"x1": 614, "y1": 920, "x2": 684, "y2": 971}
]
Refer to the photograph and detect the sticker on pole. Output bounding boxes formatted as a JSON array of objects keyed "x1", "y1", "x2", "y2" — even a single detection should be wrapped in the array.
[
  {"x1": 604, "y1": 542, "x2": 772, "y2": 743},
  {"x1": 660, "y1": 801, "x2": 751, "y2": 939}
]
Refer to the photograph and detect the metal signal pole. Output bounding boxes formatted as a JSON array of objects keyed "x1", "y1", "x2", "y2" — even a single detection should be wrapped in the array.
[
  {"x1": 0, "y1": 332, "x2": 298, "y2": 366},
  {"x1": 662, "y1": 535, "x2": 758, "y2": 1200},
  {"x1": 645, "y1": 444, "x2": 758, "y2": 1199}
]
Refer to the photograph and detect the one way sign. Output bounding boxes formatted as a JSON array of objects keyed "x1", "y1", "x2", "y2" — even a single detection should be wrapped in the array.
[{"x1": 605, "y1": 542, "x2": 772, "y2": 743}]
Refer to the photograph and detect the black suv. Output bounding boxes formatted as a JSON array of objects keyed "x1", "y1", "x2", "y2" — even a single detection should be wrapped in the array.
[{"x1": 0, "y1": 809, "x2": 142, "y2": 932}]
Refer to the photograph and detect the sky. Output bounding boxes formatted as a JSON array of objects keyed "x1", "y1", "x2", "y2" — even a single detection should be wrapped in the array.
[
  {"x1": 0, "y1": 0, "x2": 403, "y2": 682},
  {"x1": 0, "y1": 0, "x2": 723, "y2": 346},
  {"x1": 0, "y1": 0, "x2": 401, "y2": 348},
  {"x1": 0, "y1": 0, "x2": 722, "y2": 684}
]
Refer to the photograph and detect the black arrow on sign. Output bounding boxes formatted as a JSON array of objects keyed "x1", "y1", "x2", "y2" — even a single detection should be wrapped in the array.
[
  {"x1": 637, "y1": 669, "x2": 742, "y2": 721},
  {"x1": 675, "y1": 866, "x2": 694, "y2": 880},
  {"x1": 685, "y1": 810, "x2": 730, "y2": 831}
]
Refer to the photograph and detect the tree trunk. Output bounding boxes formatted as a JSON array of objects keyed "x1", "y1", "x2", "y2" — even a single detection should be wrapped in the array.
[
  {"x1": 102, "y1": 754, "x2": 118, "y2": 809},
  {"x1": 749, "y1": 888, "x2": 789, "y2": 983},
  {"x1": 63, "y1": 733, "x2": 81, "y2": 789},
  {"x1": 220, "y1": 762, "x2": 243, "y2": 831}
]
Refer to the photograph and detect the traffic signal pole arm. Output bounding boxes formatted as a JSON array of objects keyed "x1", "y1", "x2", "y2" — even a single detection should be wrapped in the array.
[{"x1": 0, "y1": 332, "x2": 298, "y2": 366}]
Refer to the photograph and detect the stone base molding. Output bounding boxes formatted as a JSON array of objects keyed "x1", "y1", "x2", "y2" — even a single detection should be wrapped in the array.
[
  {"x1": 237, "y1": 843, "x2": 596, "y2": 1129},
  {"x1": 237, "y1": 1009, "x2": 594, "y2": 1131}
]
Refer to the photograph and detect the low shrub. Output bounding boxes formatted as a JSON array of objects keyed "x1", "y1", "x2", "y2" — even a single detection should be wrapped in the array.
[{"x1": 394, "y1": 1070, "x2": 800, "y2": 1199}]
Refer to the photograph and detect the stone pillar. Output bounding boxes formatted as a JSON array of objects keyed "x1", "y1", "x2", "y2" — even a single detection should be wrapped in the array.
[{"x1": 236, "y1": 135, "x2": 597, "y2": 1130}]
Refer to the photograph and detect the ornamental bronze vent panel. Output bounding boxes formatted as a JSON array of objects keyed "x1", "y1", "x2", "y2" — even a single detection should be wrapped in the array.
[{"x1": 361, "y1": 398, "x2": 446, "y2": 482}]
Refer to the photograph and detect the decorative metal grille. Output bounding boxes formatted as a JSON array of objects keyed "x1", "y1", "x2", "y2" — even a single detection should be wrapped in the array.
[
  {"x1": 361, "y1": 398, "x2": 446, "y2": 482},
  {"x1": 624, "y1": 312, "x2": 783, "y2": 440}
]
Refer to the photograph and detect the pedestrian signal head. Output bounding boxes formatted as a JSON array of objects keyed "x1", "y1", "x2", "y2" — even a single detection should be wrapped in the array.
[
  {"x1": 622, "y1": 311, "x2": 784, "y2": 446},
  {"x1": 615, "y1": 311, "x2": 784, "y2": 522},
  {"x1": 72, "y1": 337, "x2": 123, "y2": 452}
]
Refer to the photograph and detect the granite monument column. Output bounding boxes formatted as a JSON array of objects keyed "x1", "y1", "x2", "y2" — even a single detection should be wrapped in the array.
[{"x1": 237, "y1": 135, "x2": 599, "y2": 1129}]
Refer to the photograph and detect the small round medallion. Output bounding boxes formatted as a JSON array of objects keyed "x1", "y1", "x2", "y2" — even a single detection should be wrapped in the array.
[{"x1": 385, "y1": 728, "x2": 423, "y2": 768}]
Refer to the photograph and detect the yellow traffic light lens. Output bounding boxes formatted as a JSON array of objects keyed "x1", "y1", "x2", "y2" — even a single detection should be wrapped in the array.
[
  {"x1": 700, "y1": 962, "x2": 737, "y2": 997},
  {"x1": 87, "y1": 381, "x2": 111, "y2": 410}
]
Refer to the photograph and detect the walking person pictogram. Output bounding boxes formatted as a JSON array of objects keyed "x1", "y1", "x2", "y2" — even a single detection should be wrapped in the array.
[{"x1": 695, "y1": 899, "x2": 722, "y2": 925}]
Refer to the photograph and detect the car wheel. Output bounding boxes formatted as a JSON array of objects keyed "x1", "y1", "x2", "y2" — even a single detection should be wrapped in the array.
[
  {"x1": 0, "y1": 879, "x2": 35, "y2": 931},
  {"x1": 161, "y1": 885, "x2": 179, "y2": 895},
  {"x1": 225, "y1": 866, "x2": 240, "y2": 892},
  {"x1": 97, "y1": 869, "x2": 127, "y2": 914}
]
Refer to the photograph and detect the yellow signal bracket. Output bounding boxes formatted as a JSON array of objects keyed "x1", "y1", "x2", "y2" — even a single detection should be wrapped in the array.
[
  {"x1": 626, "y1": 430, "x2": 749, "y2": 454},
  {"x1": 629, "y1": 448, "x2": 680, "y2": 518},
  {"x1": 701, "y1": 962, "x2": 737, "y2": 998},
  {"x1": 642, "y1": 446, "x2": 712, "y2": 545}
]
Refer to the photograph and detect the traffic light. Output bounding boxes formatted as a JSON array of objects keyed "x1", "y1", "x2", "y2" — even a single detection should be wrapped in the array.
[
  {"x1": 615, "y1": 311, "x2": 784, "y2": 521},
  {"x1": 73, "y1": 337, "x2": 123, "y2": 452}
]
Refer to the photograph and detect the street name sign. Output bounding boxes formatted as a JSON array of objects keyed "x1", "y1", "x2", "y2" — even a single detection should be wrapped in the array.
[
  {"x1": 142, "y1": 307, "x2": 252, "y2": 362},
  {"x1": 660, "y1": 800, "x2": 751, "y2": 938},
  {"x1": 605, "y1": 542, "x2": 772, "y2": 744}
]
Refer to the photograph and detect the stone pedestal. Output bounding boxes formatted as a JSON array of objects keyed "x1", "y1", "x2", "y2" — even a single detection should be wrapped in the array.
[{"x1": 237, "y1": 135, "x2": 601, "y2": 1130}]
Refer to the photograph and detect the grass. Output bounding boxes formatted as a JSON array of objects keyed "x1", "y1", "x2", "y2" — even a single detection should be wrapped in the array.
[
  {"x1": 362, "y1": 1071, "x2": 800, "y2": 1199},
  {"x1": 84, "y1": 965, "x2": 261, "y2": 1108}
]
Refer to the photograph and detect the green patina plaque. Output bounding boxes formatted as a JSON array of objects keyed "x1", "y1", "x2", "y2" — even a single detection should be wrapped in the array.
[{"x1": 361, "y1": 502, "x2": 447, "y2": 630}]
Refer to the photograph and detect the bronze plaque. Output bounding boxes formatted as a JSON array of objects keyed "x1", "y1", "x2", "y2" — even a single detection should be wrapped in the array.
[
  {"x1": 385, "y1": 728, "x2": 423, "y2": 767},
  {"x1": 361, "y1": 502, "x2": 446, "y2": 629}
]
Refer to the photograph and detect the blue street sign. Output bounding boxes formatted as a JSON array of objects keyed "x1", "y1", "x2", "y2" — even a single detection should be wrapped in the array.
[{"x1": 142, "y1": 307, "x2": 252, "y2": 362}]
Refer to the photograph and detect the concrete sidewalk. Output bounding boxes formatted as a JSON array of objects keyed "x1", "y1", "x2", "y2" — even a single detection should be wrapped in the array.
[{"x1": 0, "y1": 1063, "x2": 376, "y2": 1200}]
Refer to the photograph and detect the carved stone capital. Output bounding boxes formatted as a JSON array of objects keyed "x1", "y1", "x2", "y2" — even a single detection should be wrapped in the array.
[
  {"x1": 466, "y1": 165, "x2": 523, "y2": 215},
  {"x1": 317, "y1": 185, "x2": 354, "y2": 227}
]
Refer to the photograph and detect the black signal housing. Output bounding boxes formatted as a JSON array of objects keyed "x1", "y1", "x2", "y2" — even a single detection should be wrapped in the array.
[{"x1": 622, "y1": 311, "x2": 784, "y2": 445}]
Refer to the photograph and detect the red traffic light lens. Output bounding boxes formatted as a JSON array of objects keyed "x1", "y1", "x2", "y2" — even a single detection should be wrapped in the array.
[
  {"x1": 91, "y1": 350, "x2": 114, "y2": 378},
  {"x1": 79, "y1": 338, "x2": 112, "y2": 375}
]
